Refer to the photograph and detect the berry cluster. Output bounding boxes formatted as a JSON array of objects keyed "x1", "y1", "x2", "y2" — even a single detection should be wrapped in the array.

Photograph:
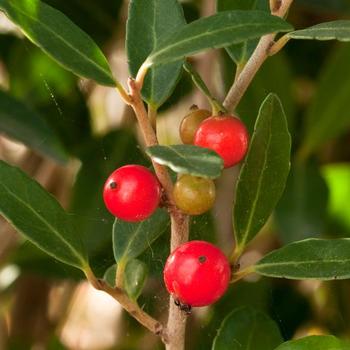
[{"x1": 102, "y1": 106, "x2": 249, "y2": 310}]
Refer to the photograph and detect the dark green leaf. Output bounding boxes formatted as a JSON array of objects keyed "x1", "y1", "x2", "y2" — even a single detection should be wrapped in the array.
[
  {"x1": 217, "y1": 0, "x2": 269, "y2": 64},
  {"x1": 0, "y1": 160, "x2": 87, "y2": 270},
  {"x1": 233, "y1": 94, "x2": 291, "y2": 254},
  {"x1": 289, "y1": 20, "x2": 350, "y2": 42},
  {"x1": 113, "y1": 208, "x2": 170, "y2": 263},
  {"x1": 274, "y1": 335, "x2": 349, "y2": 350},
  {"x1": 124, "y1": 259, "x2": 148, "y2": 301},
  {"x1": 322, "y1": 164, "x2": 350, "y2": 235},
  {"x1": 212, "y1": 306, "x2": 283, "y2": 350},
  {"x1": 0, "y1": 0, "x2": 115, "y2": 86},
  {"x1": 103, "y1": 259, "x2": 148, "y2": 301},
  {"x1": 0, "y1": 89, "x2": 68, "y2": 163},
  {"x1": 275, "y1": 162, "x2": 329, "y2": 243},
  {"x1": 146, "y1": 11, "x2": 292, "y2": 65},
  {"x1": 127, "y1": 0, "x2": 185, "y2": 107},
  {"x1": 299, "y1": 44, "x2": 350, "y2": 159},
  {"x1": 146, "y1": 145, "x2": 224, "y2": 179},
  {"x1": 255, "y1": 238, "x2": 350, "y2": 280}
]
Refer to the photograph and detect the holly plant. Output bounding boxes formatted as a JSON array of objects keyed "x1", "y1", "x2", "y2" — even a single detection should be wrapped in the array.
[{"x1": 1, "y1": 0, "x2": 350, "y2": 349}]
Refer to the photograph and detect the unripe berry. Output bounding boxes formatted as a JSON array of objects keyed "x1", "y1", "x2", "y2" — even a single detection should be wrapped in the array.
[
  {"x1": 179, "y1": 107, "x2": 211, "y2": 144},
  {"x1": 103, "y1": 165, "x2": 161, "y2": 222},
  {"x1": 194, "y1": 115, "x2": 249, "y2": 168},
  {"x1": 173, "y1": 175, "x2": 215, "y2": 215},
  {"x1": 163, "y1": 240, "x2": 231, "y2": 307}
]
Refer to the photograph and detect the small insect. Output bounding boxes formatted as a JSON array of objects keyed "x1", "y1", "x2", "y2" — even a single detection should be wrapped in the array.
[{"x1": 174, "y1": 299, "x2": 192, "y2": 315}]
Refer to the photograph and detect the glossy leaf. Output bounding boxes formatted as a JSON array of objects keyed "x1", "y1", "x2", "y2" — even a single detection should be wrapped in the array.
[
  {"x1": 233, "y1": 94, "x2": 291, "y2": 253},
  {"x1": 146, "y1": 145, "x2": 224, "y2": 179},
  {"x1": 322, "y1": 164, "x2": 350, "y2": 235},
  {"x1": 289, "y1": 20, "x2": 350, "y2": 42},
  {"x1": 274, "y1": 335, "x2": 349, "y2": 350},
  {"x1": 0, "y1": 89, "x2": 68, "y2": 163},
  {"x1": 0, "y1": 0, "x2": 115, "y2": 86},
  {"x1": 104, "y1": 259, "x2": 148, "y2": 300},
  {"x1": 0, "y1": 160, "x2": 87, "y2": 270},
  {"x1": 127, "y1": 0, "x2": 185, "y2": 107},
  {"x1": 217, "y1": 0, "x2": 269, "y2": 64},
  {"x1": 146, "y1": 11, "x2": 292, "y2": 66},
  {"x1": 275, "y1": 162, "x2": 329, "y2": 243},
  {"x1": 113, "y1": 208, "x2": 170, "y2": 263},
  {"x1": 255, "y1": 238, "x2": 350, "y2": 280},
  {"x1": 299, "y1": 44, "x2": 350, "y2": 159},
  {"x1": 212, "y1": 306, "x2": 283, "y2": 350}
]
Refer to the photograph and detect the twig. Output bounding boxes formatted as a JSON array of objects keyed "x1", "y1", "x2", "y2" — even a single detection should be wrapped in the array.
[
  {"x1": 165, "y1": 214, "x2": 190, "y2": 350},
  {"x1": 86, "y1": 268, "x2": 167, "y2": 341},
  {"x1": 127, "y1": 78, "x2": 175, "y2": 206},
  {"x1": 223, "y1": 0, "x2": 294, "y2": 112}
]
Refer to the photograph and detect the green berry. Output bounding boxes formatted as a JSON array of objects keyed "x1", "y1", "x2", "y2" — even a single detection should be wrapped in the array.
[{"x1": 173, "y1": 174, "x2": 215, "y2": 215}]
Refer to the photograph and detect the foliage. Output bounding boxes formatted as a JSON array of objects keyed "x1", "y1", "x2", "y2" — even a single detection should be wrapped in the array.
[{"x1": 0, "y1": 0, "x2": 350, "y2": 349}]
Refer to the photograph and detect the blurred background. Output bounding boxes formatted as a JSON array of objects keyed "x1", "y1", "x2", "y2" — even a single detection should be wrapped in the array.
[{"x1": 0, "y1": 0, "x2": 350, "y2": 349}]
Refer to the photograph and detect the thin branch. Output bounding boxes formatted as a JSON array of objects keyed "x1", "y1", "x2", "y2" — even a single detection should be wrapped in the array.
[
  {"x1": 127, "y1": 77, "x2": 190, "y2": 350},
  {"x1": 166, "y1": 214, "x2": 190, "y2": 350},
  {"x1": 85, "y1": 268, "x2": 167, "y2": 342},
  {"x1": 223, "y1": 0, "x2": 294, "y2": 112},
  {"x1": 127, "y1": 78, "x2": 175, "y2": 206}
]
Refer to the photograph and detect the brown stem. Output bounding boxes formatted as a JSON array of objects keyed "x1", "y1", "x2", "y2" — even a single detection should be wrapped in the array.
[
  {"x1": 223, "y1": 0, "x2": 294, "y2": 112},
  {"x1": 86, "y1": 269, "x2": 167, "y2": 342},
  {"x1": 127, "y1": 78, "x2": 175, "y2": 205},
  {"x1": 166, "y1": 214, "x2": 190, "y2": 350}
]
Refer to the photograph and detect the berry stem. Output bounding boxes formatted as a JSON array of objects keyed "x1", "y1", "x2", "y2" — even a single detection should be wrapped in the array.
[
  {"x1": 230, "y1": 266, "x2": 255, "y2": 284},
  {"x1": 222, "y1": 0, "x2": 294, "y2": 113}
]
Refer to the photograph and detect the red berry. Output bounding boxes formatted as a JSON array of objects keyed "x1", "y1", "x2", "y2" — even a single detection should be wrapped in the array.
[
  {"x1": 194, "y1": 115, "x2": 249, "y2": 168},
  {"x1": 103, "y1": 165, "x2": 161, "y2": 222},
  {"x1": 163, "y1": 241, "x2": 231, "y2": 307}
]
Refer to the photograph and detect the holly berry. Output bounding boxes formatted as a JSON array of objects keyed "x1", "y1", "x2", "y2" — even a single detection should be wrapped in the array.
[
  {"x1": 179, "y1": 107, "x2": 211, "y2": 144},
  {"x1": 103, "y1": 165, "x2": 161, "y2": 222},
  {"x1": 173, "y1": 174, "x2": 215, "y2": 215},
  {"x1": 194, "y1": 115, "x2": 249, "y2": 168},
  {"x1": 163, "y1": 240, "x2": 231, "y2": 307}
]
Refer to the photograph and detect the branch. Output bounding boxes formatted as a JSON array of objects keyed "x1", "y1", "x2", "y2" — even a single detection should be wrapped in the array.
[
  {"x1": 127, "y1": 77, "x2": 190, "y2": 349},
  {"x1": 127, "y1": 78, "x2": 175, "y2": 207},
  {"x1": 86, "y1": 268, "x2": 167, "y2": 342},
  {"x1": 223, "y1": 0, "x2": 294, "y2": 112}
]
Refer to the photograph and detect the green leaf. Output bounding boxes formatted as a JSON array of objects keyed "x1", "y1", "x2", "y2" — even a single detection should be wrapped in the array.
[
  {"x1": 0, "y1": 89, "x2": 68, "y2": 163},
  {"x1": 322, "y1": 164, "x2": 350, "y2": 235},
  {"x1": 212, "y1": 306, "x2": 283, "y2": 350},
  {"x1": 233, "y1": 94, "x2": 291, "y2": 253},
  {"x1": 299, "y1": 44, "x2": 350, "y2": 159},
  {"x1": 113, "y1": 208, "x2": 170, "y2": 263},
  {"x1": 217, "y1": 0, "x2": 269, "y2": 64},
  {"x1": 127, "y1": 0, "x2": 185, "y2": 107},
  {"x1": 103, "y1": 259, "x2": 148, "y2": 301},
  {"x1": 146, "y1": 10, "x2": 292, "y2": 66},
  {"x1": 0, "y1": 160, "x2": 87, "y2": 270},
  {"x1": 275, "y1": 162, "x2": 329, "y2": 244},
  {"x1": 274, "y1": 335, "x2": 349, "y2": 350},
  {"x1": 0, "y1": 0, "x2": 115, "y2": 86},
  {"x1": 146, "y1": 145, "x2": 224, "y2": 179},
  {"x1": 255, "y1": 238, "x2": 350, "y2": 280},
  {"x1": 288, "y1": 20, "x2": 350, "y2": 42}
]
